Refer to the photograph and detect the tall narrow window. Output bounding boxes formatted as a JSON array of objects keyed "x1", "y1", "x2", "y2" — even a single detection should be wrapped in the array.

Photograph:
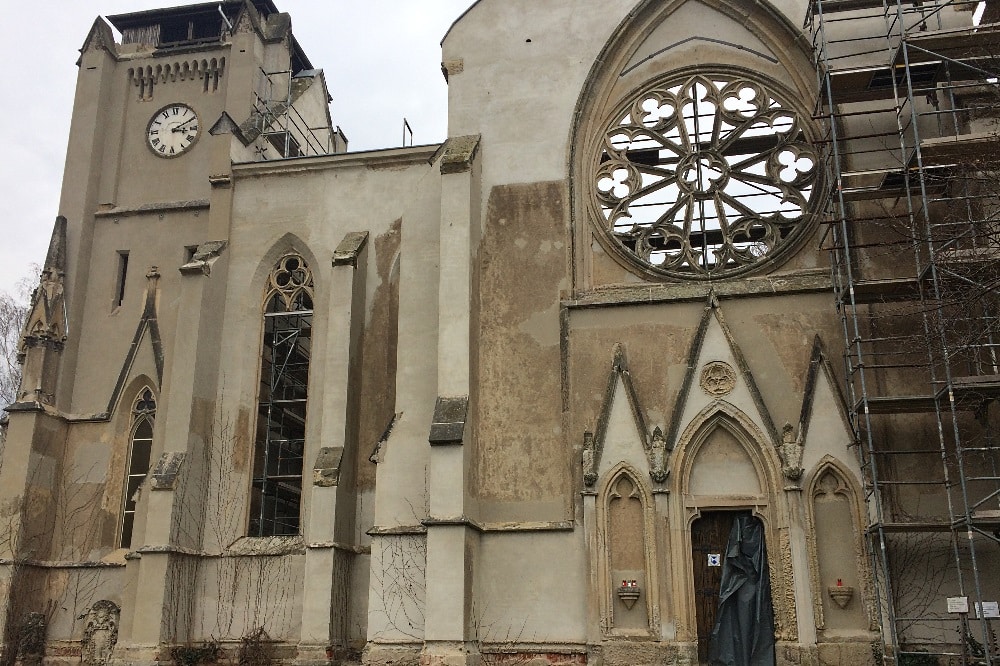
[
  {"x1": 249, "y1": 253, "x2": 313, "y2": 536},
  {"x1": 121, "y1": 388, "x2": 155, "y2": 548},
  {"x1": 114, "y1": 251, "x2": 129, "y2": 308}
]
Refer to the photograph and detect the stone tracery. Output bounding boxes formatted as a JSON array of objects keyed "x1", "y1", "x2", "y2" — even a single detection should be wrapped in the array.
[{"x1": 593, "y1": 71, "x2": 820, "y2": 278}]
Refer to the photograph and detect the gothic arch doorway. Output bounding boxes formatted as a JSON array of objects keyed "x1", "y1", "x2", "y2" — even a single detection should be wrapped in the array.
[{"x1": 690, "y1": 511, "x2": 776, "y2": 665}]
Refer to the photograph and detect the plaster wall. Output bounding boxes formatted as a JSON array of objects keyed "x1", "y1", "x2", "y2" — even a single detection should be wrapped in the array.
[
  {"x1": 68, "y1": 210, "x2": 201, "y2": 415},
  {"x1": 193, "y1": 552, "x2": 305, "y2": 641},
  {"x1": 474, "y1": 531, "x2": 589, "y2": 645}
]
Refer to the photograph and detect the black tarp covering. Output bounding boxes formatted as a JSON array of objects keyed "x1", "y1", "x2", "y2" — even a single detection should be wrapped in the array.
[{"x1": 708, "y1": 515, "x2": 776, "y2": 666}]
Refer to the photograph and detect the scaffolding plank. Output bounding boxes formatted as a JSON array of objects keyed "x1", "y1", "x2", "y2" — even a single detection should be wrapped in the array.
[
  {"x1": 873, "y1": 512, "x2": 1000, "y2": 532},
  {"x1": 937, "y1": 247, "x2": 1000, "y2": 264},
  {"x1": 809, "y1": 0, "x2": 885, "y2": 13},
  {"x1": 824, "y1": 62, "x2": 941, "y2": 103},
  {"x1": 894, "y1": 22, "x2": 1000, "y2": 66},
  {"x1": 874, "y1": 521, "x2": 952, "y2": 532},
  {"x1": 948, "y1": 374, "x2": 1000, "y2": 400},
  {"x1": 855, "y1": 395, "x2": 938, "y2": 413},
  {"x1": 852, "y1": 378, "x2": 1000, "y2": 414},
  {"x1": 972, "y1": 509, "x2": 1000, "y2": 525},
  {"x1": 919, "y1": 131, "x2": 1000, "y2": 165},
  {"x1": 834, "y1": 165, "x2": 951, "y2": 201},
  {"x1": 848, "y1": 277, "x2": 923, "y2": 303}
]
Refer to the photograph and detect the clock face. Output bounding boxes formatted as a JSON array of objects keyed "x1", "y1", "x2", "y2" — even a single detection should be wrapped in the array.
[{"x1": 146, "y1": 104, "x2": 200, "y2": 158}]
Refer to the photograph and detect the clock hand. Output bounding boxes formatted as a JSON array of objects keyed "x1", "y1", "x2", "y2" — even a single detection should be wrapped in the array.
[{"x1": 172, "y1": 117, "x2": 197, "y2": 132}]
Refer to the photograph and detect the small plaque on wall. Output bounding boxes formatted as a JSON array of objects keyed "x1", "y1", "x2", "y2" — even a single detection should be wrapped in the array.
[
  {"x1": 947, "y1": 597, "x2": 969, "y2": 613},
  {"x1": 975, "y1": 601, "x2": 999, "y2": 619},
  {"x1": 708, "y1": 554, "x2": 721, "y2": 567}
]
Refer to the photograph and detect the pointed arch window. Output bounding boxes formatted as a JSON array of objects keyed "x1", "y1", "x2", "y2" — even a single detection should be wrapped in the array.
[
  {"x1": 249, "y1": 253, "x2": 314, "y2": 536},
  {"x1": 121, "y1": 388, "x2": 156, "y2": 548}
]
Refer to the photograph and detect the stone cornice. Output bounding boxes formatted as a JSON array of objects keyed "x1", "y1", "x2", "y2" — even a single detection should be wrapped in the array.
[
  {"x1": 233, "y1": 144, "x2": 442, "y2": 178},
  {"x1": 563, "y1": 269, "x2": 833, "y2": 309}
]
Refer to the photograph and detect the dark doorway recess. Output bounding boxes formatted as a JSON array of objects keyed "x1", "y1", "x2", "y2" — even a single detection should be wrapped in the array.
[{"x1": 691, "y1": 511, "x2": 776, "y2": 666}]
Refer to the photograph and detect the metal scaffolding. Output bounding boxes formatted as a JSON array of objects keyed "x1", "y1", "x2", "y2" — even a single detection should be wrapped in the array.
[
  {"x1": 808, "y1": 0, "x2": 1000, "y2": 661},
  {"x1": 248, "y1": 66, "x2": 338, "y2": 159}
]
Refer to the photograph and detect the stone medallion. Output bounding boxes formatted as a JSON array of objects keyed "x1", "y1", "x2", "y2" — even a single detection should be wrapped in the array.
[{"x1": 700, "y1": 361, "x2": 737, "y2": 396}]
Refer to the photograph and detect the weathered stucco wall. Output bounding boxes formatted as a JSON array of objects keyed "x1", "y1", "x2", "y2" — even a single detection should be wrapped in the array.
[{"x1": 473, "y1": 182, "x2": 568, "y2": 516}]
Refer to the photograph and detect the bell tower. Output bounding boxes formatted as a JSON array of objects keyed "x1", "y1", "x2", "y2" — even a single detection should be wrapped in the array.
[{"x1": 54, "y1": 0, "x2": 342, "y2": 413}]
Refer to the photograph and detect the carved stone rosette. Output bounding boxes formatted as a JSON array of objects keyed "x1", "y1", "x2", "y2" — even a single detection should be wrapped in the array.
[{"x1": 699, "y1": 361, "x2": 737, "y2": 397}]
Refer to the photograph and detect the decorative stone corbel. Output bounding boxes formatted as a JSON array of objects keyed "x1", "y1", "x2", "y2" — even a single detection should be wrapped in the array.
[
  {"x1": 583, "y1": 431, "x2": 597, "y2": 487},
  {"x1": 827, "y1": 584, "x2": 854, "y2": 609},
  {"x1": 150, "y1": 452, "x2": 186, "y2": 490},
  {"x1": 179, "y1": 241, "x2": 228, "y2": 276},
  {"x1": 777, "y1": 422, "x2": 804, "y2": 484},
  {"x1": 648, "y1": 426, "x2": 671, "y2": 483}
]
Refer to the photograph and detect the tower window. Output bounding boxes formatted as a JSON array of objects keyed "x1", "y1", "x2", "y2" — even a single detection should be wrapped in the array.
[
  {"x1": 249, "y1": 253, "x2": 314, "y2": 537},
  {"x1": 121, "y1": 388, "x2": 156, "y2": 548},
  {"x1": 114, "y1": 251, "x2": 129, "y2": 309}
]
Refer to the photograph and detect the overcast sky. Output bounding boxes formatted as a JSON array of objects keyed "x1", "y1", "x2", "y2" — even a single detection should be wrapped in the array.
[{"x1": 0, "y1": 1, "x2": 471, "y2": 298}]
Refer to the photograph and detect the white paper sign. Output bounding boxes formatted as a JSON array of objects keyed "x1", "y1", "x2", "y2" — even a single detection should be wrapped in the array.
[
  {"x1": 708, "y1": 554, "x2": 721, "y2": 567},
  {"x1": 975, "y1": 601, "x2": 1000, "y2": 619},
  {"x1": 948, "y1": 596, "x2": 969, "y2": 613}
]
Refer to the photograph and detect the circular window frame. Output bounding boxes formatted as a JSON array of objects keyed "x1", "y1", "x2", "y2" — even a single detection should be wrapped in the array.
[{"x1": 586, "y1": 66, "x2": 824, "y2": 281}]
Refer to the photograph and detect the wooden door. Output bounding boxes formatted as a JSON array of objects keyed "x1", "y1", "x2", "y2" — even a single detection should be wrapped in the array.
[{"x1": 691, "y1": 511, "x2": 737, "y2": 664}]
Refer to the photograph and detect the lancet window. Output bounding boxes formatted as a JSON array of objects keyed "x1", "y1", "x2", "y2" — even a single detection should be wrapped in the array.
[
  {"x1": 120, "y1": 388, "x2": 156, "y2": 548},
  {"x1": 249, "y1": 253, "x2": 313, "y2": 537}
]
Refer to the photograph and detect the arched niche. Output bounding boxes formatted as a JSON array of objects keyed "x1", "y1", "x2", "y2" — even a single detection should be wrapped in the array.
[
  {"x1": 595, "y1": 463, "x2": 659, "y2": 637},
  {"x1": 689, "y1": 425, "x2": 762, "y2": 497},
  {"x1": 107, "y1": 375, "x2": 159, "y2": 544},
  {"x1": 674, "y1": 403, "x2": 780, "y2": 503},
  {"x1": 247, "y1": 234, "x2": 322, "y2": 317},
  {"x1": 112, "y1": 374, "x2": 158, "y2": 423},
  {"x1": 805, "y1": 457, "x2": 874, "y2": 636}
]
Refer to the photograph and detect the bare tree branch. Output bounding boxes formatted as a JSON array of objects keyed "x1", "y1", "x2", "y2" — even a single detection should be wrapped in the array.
[{"x1": 0, "y1": 269, "x2": 36, "y2": 410}]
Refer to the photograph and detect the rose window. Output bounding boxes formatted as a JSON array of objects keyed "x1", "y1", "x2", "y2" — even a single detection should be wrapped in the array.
[{"x1": 593, "y1": 72, "x2": 820, "y2": 278}]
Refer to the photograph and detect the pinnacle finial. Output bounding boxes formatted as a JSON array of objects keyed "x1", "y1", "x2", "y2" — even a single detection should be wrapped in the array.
[{"x1": 43, "y1": 217, "x2": 67, "y2": 274}]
